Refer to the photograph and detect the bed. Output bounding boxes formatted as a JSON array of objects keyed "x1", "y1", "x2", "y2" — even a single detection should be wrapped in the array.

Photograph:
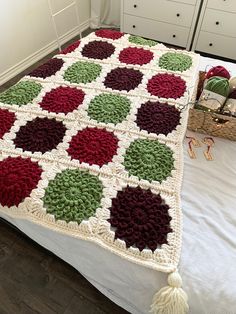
[{"x1": 0, "y1": 31, "x2": 236, "y2": 314}]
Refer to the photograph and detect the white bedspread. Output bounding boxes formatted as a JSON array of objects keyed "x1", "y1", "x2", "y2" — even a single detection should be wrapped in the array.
[{"x1": 1, "y1": 57, "x2": 236, "y2": 314}]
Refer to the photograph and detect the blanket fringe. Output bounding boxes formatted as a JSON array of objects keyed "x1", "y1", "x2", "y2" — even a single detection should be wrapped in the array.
[{"x1": 150, "y1": 270, "x2": 189, "y2": 314}]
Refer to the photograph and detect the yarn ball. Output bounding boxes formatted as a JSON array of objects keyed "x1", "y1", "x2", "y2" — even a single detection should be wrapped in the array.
[
  {"x1": 229, "y1": 77, "x2": 236, "y2": 92},
  {"x1": 205, "y1": 76, "x2": 230, "y2": 97},
  {"x1": 228, "y1": 89, "x2": 236, "y2": 99},
  {"x1": 205, "y1": 66, "x2": 230, "y2": 80}
]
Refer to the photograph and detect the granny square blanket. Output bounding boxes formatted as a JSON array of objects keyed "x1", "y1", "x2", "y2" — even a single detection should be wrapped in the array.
[{"x1": 0, "y1": 30, "x2": 200, "y2": 313}]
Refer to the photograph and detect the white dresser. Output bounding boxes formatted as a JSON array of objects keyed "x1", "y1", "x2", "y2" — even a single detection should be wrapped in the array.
[
  {"x1": 120, "y1": 0, "x2": 202, "y2": 50},
  {"x1": 192, "y1": 0, "x2": 236, "y2": 60}
]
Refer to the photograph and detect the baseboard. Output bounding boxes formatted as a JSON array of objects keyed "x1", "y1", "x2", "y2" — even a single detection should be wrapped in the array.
[{"x1": 0, "y1": 19, "x2": 90, "y2": 86}]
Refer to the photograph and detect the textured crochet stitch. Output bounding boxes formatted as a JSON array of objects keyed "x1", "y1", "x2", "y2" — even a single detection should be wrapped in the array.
[
  {"x1": 88, "y1": 93, "x2": 131, "y2": 124},
  {"x1": 0, "y1": 32, "x2": 200, "y2": 306},
  {"x1": 64, "y1": 61, "x2": 102, "y2": 84},
  {"x1": 124, "y1": 139, "x2": 174, "y2": 182},
  {"x1": 0, "y1": 81, "x2": 42, "y2": 106},
  {"x1": 43, "y1": 169, "x2": 103, "y2": 223},
  {"x1": 128, "y1": 35, "x2": 158, "y2": 47}
]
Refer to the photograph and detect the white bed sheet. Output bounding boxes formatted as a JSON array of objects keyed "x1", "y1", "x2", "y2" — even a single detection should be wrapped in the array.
[{"x1": 1, "y1": 57, "x2": 236, "y2": 314}]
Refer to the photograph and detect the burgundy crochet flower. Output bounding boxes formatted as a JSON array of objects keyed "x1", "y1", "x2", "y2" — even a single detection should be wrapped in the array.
[
  {"x1": 0, "y1": 109, "x2": 16, "y2": 139},
  {"x1": 119, "y1": 47, "x2": 153, "y2": 65},
  {"x1": 0, "y1": 156, "x2": 42, "y2": 207},
  {"x1": 82, "y1": 41, "x2": 115, "y2": 60},
  {"x1": 29, "y1": 58, "x2": 64, "y2": 78},
  {"x1": 104, "y1": 67, "x2": 143, "y2": 92},
  {"x1": 61, "y1": 40, "x2": 80, "y2": 54},
  {"x1": 67, "y1": 127, "x2": 118, "y2": 166},
  {"x1": 147, "y1": 73, "x2": 186, "y2": 99},
  {"x1": 95, "y1": 29, "x2": 124, "y2": 40},
  {"x1": 14, "y1": 117, "x2": 66, "y2": 153},
  {"x1": 136, "y1": 101, "x2": 181, "y2": 135},
  {"x1": 39, "y1": 86, "x2": 85, "y2": 114},
  {"x1": 108, "y1": 186, "x2": 172, "y2": 251}
]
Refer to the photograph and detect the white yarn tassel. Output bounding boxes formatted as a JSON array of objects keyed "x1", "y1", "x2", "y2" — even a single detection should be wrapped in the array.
[{"x1": 150, "y1": 270, "x2": 189, "y2": 314}]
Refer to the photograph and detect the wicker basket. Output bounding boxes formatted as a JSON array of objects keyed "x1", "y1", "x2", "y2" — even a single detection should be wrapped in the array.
[{"x1": 187, "y1": 71, "x2": 236, "y2": 141}]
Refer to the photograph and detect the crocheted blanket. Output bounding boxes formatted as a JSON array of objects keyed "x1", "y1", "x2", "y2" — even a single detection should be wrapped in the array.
[{"x1": 0, "y1": 30, "x2": 199, "y2": 313}]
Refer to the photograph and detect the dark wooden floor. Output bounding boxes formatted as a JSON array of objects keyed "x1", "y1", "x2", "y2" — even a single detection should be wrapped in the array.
[
  {"x1": 0, "y1": 220, "x2": 129, "y2": 314},
  {"x1": 0, "y1": 28, "x2": 129, "y2": 314}
]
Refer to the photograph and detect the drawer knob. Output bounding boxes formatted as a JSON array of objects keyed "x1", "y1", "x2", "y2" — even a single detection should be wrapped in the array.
[
  {"x1": 173, "y1": 34, "x2": 176, "y2": 38},
  {"x1": 133, "y1": 25, "x2": 136, "y2": 28},
  {"x1": 216, "y1": 21, "x2": 220, "y2": 25},
  {"x1": 209, "y1": 43, "x2": 213, "y2": 46},
  {"x1": 176, "y1": 13, "x2": 180, "y2": 17},
  {"x1": 134, "y1": 4, "x2": 137, "y2": 8}
]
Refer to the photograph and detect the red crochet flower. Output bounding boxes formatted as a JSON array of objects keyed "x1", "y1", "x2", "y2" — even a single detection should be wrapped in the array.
[
  {"x1": 108, "y1": 186, "x2": 172, "y2": 251},
  {"x1": 136, "y1": 101, "x2": 181, "y2": 135},
  {"x1": 29, "y1": 58, "x2": 64, "y2": 78},
  {"x1": 67, "y1": 127, "x2": 118, "y2": 166},
  {"x1": 147, "y1": 73, "x2": 186, "y2": 99},
  {"x1": 95, "y1": 29, "x2": 124, "y2": 40},
  {"x1": 119, "y1": 47, "x2": 153, "y2": 65},
  {"x1": 0, "y1": 156, "x2": 42, "y2": 207},
  {"x1": 0, "y1": 109, "x2": 16, "y2": 139},
  {"x1": 39, "y1": 86, "x2": 85, "y2": 114},
  {"x1": 14, "y1": 117, "x2": 66, "y2": 153},
  {"x1": 82, "y1": 41, "x2": 115, "y2": 60},
  {"x1": 104, "y1": 67, "x2": 143, "y2": 91},
  {"x1": 61, "y1": 40, "x2": 80, "y2": 54}
]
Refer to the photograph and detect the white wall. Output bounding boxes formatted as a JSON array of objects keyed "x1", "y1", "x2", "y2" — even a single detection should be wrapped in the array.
[{"x1": 0, "y1": 0, "x2": 90, "y2": 85}]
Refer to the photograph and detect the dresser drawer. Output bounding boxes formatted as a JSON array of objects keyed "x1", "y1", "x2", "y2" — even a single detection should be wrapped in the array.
[
  {"x1": 201, "y1": 8, "x2": 236, "y2": 38},
  {"x1": 207, "y1": 0, "x2": 236, "y2": 13},
  {"x1": 123, "y1": 14, "x2": 190, "y2": 47},
  {"x1": 123, "y1": 0, "x2": 195, "y2": 27},
  {"x1": 196, "y1": 31, "x2": 236, "y2": 60}
]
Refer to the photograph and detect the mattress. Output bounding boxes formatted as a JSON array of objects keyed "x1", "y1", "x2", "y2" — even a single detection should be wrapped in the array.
[{"x1": 0, "y1": 32, "x2": 236, "y2": 314}]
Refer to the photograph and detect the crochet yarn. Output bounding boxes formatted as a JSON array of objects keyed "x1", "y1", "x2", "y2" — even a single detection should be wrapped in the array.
[
  {"x1": 223, "y1": 90, "x2": 236, "y2": 116},
  {"x1": 129, "y1": 35, "x2": 157, "y2": 47},
  {"x1": 0, "y1": 156, "x2": 42, "y2": 207},
  {"x1": 14, "y1": 117, "x2": 66, "y2": 153},
  {"x1": 67, "y1": 127, "x2": 118, "y2": 166},
  {"x1": 124, "y1": 139, "x2": 174, "y2": 182},
  {"x1": 64, "y1": 61, "x2": 102, "y2": 84},
  {"x1": 0, "y1": 81, "x2": 42, "y2": 106},
  {"x1": 29, "y1": 58, "x2": 64, "y2": 78},
  {"x1": 43, "y1": 169, "x2": 103, "y2": 223},
  {"x1": 88, "y1": 93, "x2": 131, "y2": 124},
  {"x1": 0, "y1": 109, "x2": 16, "y2": 139},
  {"x1": 119, "y1": 47, "x2": 153, "y2": 65},
  {"x1": 147, "y1": 73, "x2": 186, "y2": 99},
  {"x1": 39, "y1": 86, "x2": 85, "y2": 114},
  {"x1": 159, "y1": 52, "x2": 192, "y2": 72},
  {"x1": 61, "y1": 40, "x2": 80, "y2": 54},
  {"x1": 136, "y1": 101, "x2": 181, "y2": 135},
  {"x1": 104, "y1": 67, "x2": 143, "y2": 91},
  {"x1": 95, "y1": 29, "x2": 124, "y2": 40},
  {"x1": 229, "y1": 77, "x2": 236, "y2": 92},
  {"x1": 108, "y1": 186, "x2": 172, "y2": 251},
  {"x1": 205, "y1": 66, "x2": 230, "y2": 80},
  {"x1": 205, "y1": 76, "x2": 230, "y2": 97},
  {"x1": 82, "y1": 40, "x2": 115, "y2": 59}
]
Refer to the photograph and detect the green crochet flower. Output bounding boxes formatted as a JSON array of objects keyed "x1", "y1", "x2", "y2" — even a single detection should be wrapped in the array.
[
  {"x1": 88, "y1": 93, "x2": 131, "y2": 124},
  {"x1": 63, "y1": 61, "x2": 102, "y2": 84},
  {"x1": 0, "y1": 81, "x2": 42, "y2": 106},
  {"x1": 128, "y1": 35, "x2": 157, "y2": 47},
  {"x1": 43, "y1": 169, "x2": 103, "y2": 224},
  {"x1": 159, "y1": 52, "x2": 192, "y2": 72},
  {"x1": 124, "y1": 139, "x2": 174, "y2": 182}
]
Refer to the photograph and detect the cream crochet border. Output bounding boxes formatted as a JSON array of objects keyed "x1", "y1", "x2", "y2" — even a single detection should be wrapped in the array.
[{"x1": 0, "y1": 32, "x2": 200, "y2": 273}]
